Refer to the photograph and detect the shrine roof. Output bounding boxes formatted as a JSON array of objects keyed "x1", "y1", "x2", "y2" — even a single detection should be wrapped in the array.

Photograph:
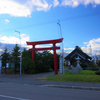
[{"x1": 65, "y1": 46, "x2": 92, "y2": 60}]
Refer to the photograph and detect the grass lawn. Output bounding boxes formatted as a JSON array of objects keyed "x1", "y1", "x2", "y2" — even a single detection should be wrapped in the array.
[{"x1": 46, "y1": 70, "x2": 100, "y2": 83}]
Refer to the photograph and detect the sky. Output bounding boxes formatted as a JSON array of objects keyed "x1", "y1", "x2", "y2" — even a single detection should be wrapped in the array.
[{"x1": 0, "y1": 0, "x2": 100, "y2": 57}]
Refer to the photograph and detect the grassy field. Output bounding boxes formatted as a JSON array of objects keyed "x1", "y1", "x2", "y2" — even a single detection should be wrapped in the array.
[{"x1": 46, "y1": 70, "x2": 100, "y2": 83}]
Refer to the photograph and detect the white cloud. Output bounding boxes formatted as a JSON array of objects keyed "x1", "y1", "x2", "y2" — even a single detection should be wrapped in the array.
[
  {"x1": 93, "y1": 4, "x2": 96, "y2": 8},
  {"x1": 0, "y1": 49, "x2": 3, "y2": 52},
  {"x1": 0, "y1": 0, "x2": 31, "y2": 17},
  {"x1": 56, "y1": 43, "x2": 60, "y2": 46},
  {"x1": 31, "y1": 0, "x2": 52, "y2": 11},
  {"x1": 64, "y1": 47, "x2": 74, "y2": 53},
  {"x1": 0, "y1": 0, "x2": 52, "y2": 17},
  {"x1": 83, "y1": 38, "x2": 100, "y2": 55},
  {"x1": 64, "y1": 47, "x2": 74, "y2": 51},
  {"x1": 35, "y1": 44, "x2": 53, "y2": 48},
  {"x1": 61, "y1": 0, "x2": 79, "y2": 7},
  {"x1": 4, "y1": 19, "x2": 10, "y2": 23},
  {"x1": 0, "y1": 0, "x2": 100, "y2": 17},
  {"x1": 0, "y1": 36, "x2": 18, "y2": 44},
  {"x1": 53, "y1": 0, "x2": 59, "y2": 7},
  {"x1": 0, "y1": 34, "x2": 30, "y2": 46},
  {"x1": 20, "y1": 34, "x2": 30, "y2": 46},
  {"x1": 61, "y1": 0, "x2": 100, "y2": 7}
]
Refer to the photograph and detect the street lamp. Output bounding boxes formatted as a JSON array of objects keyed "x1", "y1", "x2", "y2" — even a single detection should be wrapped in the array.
[
  {"x1": 15, "y1": 30, "x2": 22, "y2": 75},
  {"x1": 57, "y1": 20, "x2": 64, "y2": 74},
  {"x1": 57, "y1": 22, "x2": 62, "y2": 38}
]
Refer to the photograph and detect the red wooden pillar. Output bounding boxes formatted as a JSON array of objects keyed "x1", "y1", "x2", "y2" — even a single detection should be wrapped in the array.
[
  {"x1": 32, "y1": 45, "x2": 35, "y2": 61},
  {"x1": 53, "y1": 43, "x2": 58, "y2": 74}
]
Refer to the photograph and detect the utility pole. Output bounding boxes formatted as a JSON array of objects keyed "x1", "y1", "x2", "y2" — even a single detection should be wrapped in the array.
[
  {"x1": 57, "y1": 20, "x2": 64, "y2": 74},
  {"x1": 15, "y1": 30, "x2": 22, "y2": 75}
]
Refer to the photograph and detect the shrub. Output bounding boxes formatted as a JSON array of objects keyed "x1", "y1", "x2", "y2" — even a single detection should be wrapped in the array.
[
  {"x1": 80, "y1": 64, "x2": 88, "y2": 70},
  {"x1": 29, "y1": 69, "x2": 35, "y2": 74},
  {"x1": 89, "y1": 63, "x2": 99, "y2": 71},
  {"x1": 95, "y1": 71, "x2": 100, "y2": 75}
]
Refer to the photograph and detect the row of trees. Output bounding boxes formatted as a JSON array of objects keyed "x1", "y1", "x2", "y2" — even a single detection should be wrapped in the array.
[
  {"x1": 1, "y1": 44, "x2": 20, "y2": 74},
  {"x1": 0, "y1": 44, "x2": 60, "y2": 74}
]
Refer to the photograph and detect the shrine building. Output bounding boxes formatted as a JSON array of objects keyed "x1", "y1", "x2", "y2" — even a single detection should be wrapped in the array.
[{"x1": 64, "y1": 46, "x2": 92, "y2": 68}]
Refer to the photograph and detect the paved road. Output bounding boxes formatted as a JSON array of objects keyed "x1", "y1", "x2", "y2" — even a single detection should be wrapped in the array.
[
  {"x1": 0, "y1": 72, "x2": 100, "y2": 89},
  {"x1": 0, "y1": 82, "x2": 100, "y2": 100},
  {"x1": 0, "y1": 72, "x2": 100, "y2": 100}
]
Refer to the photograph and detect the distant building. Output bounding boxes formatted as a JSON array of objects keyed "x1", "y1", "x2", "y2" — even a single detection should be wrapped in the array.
[{"x1": 64, "y1": 46, "x2": 92, "y2": 67}]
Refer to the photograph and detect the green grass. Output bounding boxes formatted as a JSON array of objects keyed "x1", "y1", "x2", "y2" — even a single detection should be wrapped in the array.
[{"x1": 46, "y1": 70, "x2": 100, "y2": 83}]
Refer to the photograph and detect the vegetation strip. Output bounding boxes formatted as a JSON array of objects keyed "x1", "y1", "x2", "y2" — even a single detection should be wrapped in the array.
[{"x1": 46, "y1": 70, "x2": 100, "y2": 83}]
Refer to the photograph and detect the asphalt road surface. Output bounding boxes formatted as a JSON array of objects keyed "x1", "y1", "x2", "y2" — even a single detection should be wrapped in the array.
[{"x1": 0, "y1": 82, "x2": 100, "y2": 100}]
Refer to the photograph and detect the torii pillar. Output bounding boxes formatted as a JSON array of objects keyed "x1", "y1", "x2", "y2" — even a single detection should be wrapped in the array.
[{"x1": 26, "y1": 38, "x2": 63, "y2": 74}]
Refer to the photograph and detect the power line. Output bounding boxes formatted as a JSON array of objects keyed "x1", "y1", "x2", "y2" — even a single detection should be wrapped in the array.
[
  {"x1": 0, "y1": 11, "x2": 100, "y2": 32},
  {"x1": 61, "y1": 11, "x2": 100, "y2": 21}
]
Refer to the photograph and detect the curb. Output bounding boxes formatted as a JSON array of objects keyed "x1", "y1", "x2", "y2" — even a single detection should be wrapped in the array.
[
  {"x1": 42, "y1": 85, "x2": 100, "y2": 91},
  {"x1": 1, "y1": 81, "x2": 100, "y2": 91}
]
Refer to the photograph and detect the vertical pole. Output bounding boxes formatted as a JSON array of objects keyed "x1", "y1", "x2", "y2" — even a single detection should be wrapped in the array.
[
  {"x1": 0, "y1": 60, "x2": 1, "y2": 75},
  {"x1": 57, "y1": 21, "x2": 64, "y2": 74},
  {"x1": 32, "y1": 45, "x2": 35, "y2": 61},
  {"x1": 20, "y1": 52, "x2": 22, "y2": 75},
  {"x1": 53, "y1": 43, "x2": 58, "y2": 74},
  {"x1": 19, "y1": 32, "x2": 21, "y2": 75}
]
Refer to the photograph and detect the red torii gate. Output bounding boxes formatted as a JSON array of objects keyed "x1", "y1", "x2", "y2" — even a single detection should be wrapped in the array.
[{"x1": 26, "y1": 38, "x2": 63, "y2": 74}]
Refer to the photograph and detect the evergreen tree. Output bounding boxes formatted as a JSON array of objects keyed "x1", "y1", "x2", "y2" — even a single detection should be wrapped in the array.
[
  {"x1": 12, "y1": 44, "x2": 20, "y2": 74},
  {"x1": 22, "y1": 49, "x2": 35, "y2": 74},
  {"x1": 1, "y1": 47, "x2": 9, "y2": 74}
]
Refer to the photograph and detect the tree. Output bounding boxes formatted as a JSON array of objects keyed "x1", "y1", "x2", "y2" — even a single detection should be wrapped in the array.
[
  {"x1": 22, "y1": 49, "x2": 60, "y2": 74},
  {"x1": 22, "y1": 49, "x2": 35, "y2": 74},
  {"x1": 12, "y1": 44, "x2": 20, "y2": 74},
  {"x1": 34, "y1": 51, "x2": 59, "y2": 73},
  {"x1": 1, "y1": 47, "x2": 9, "y2": 74}
]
